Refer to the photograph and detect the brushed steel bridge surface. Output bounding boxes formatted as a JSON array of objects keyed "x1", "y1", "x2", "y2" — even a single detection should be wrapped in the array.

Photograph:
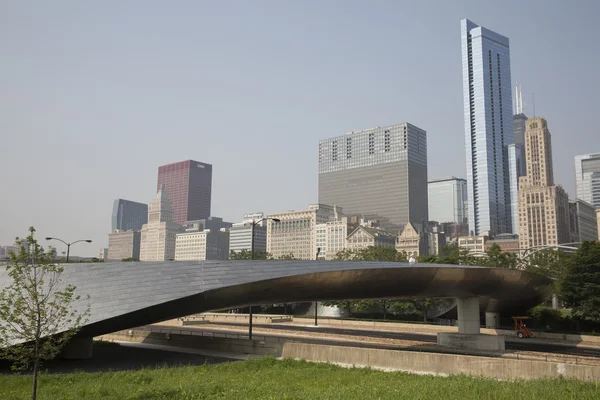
[{"x1": 0, "y1": 261, "x2": 552, "y2": 338}]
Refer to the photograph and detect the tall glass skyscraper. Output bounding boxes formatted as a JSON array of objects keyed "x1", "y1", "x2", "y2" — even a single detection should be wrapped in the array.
[
  {"x1": 111, "y1": 199, "x2": 148, "y2": 232},
  {"x1": 157, "y1": 160, "x2": 212, "y2": 225},
  {"x1": 575, "y1": 153, "x2": 600, "y2": 208},
  {"x1": 428, "y1": 177, "x2": 467, "y2": 224},
  {"x1": 461, "y1": 19, "x2": 516, "y2": 236}
]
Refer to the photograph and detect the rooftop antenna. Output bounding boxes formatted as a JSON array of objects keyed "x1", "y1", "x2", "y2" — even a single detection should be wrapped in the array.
[
  {"x1": 519, "y1": 84, "x2": 524, "y2": 114},
  {"x1": 515, "y1": 85, "x2": 520, "y2": 114},
  {"x1": 514, "y1": 84, "x2": 525, "y2": 114},
  {"x1": 532, "y1": 93, "x2": 536, "y2": 117}
]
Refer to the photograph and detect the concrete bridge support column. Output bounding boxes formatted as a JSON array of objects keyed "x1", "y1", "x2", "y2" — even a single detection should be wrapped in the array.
[
  {"x1": 485, "y1": 312, "x2": 500, "y2": 329},
  {"x1": 457, "y1": 297, "x2": 481, "y2": 334},
  {"x1": 437, "y1": 297, "x2": 505, "y2": 352},
  {"x1": 61, "y1": 337, "x2": 93, "y2": 360}
]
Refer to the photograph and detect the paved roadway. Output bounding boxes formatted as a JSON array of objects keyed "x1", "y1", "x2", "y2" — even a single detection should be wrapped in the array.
[{"x1": 156, "y1": 322, "x2": 600, "y2": 358}]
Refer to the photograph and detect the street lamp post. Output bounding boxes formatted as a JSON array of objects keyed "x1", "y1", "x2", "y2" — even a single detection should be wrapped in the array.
[
  {"x1": 249, "y1": 217, "x2": 280, "y2": 340},
  {"x1": 45, "y1": 237, "x2": 92, "y2": 263},
  {"x1": 315, "y1": 247, "x2": 321, "y2": 326}
]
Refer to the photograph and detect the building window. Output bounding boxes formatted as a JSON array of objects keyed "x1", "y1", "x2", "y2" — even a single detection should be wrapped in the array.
[{"x1": 384, "y1": 130, "x2": 390, "y2": 152}]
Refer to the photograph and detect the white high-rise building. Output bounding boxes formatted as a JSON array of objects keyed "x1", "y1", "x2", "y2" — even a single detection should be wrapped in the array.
[
  {"x1": 139, "y1": 186, "x2": 182, "y2": 261},
  {"x1": 461, "y1": 19, "x2": 516, "y2": 236},
  {"x1": 267, "y1": 204, "x2": 342, "y2": 260},
  {"x1": 575, "y1": 153, "x2": 600, "y2": 209}
]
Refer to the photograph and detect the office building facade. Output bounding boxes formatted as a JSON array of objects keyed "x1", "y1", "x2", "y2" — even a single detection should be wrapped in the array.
[
  {"x1": 229, "y1": 223, "x2": 266, "y2": 255},
  {"x1": 318, "y1": 123, "x2": 428, "y2": 229},
  {"x1": 157, "y1": 160, "x2": 212, "y2": 225},
  {"x1": 597, "y1": 209, "x2": 600, "y2": 241},
  {"x1": 575, "y1": 153, "x2": 600, "y2": 208},
  {"x1": 139, "y1": 187, "x2": 182, "y2": 261},
  {"x1": 396, "y1": 222, "x2": 427, "y2": 257},
  {"x1": 346, "y1": 226, "x2": 396, "y2": 252},
  {"x1": 569, "y1": 199, "x2": 598, "y2": 243},
  {"x1": 458, "y1": 235, "x2": 487, "y2": 255},
  {"x1": 111, "y1": 199, "x2": 148, "y2": 232},
  {"x1": 461, "y1": 19, "x2": 516, "y2": 236},
  {"x1": 182, "y1": 217, "x2": 232, "y2": 233},
  {"x1": 267, "y1": 204, "x2": 340, "y2": 260},
  {"x1": 518, "y1": 117, "x2": 571, "y2": 249},
  {"x1": 315, "y1": 216, "x2": 352, "y2": 260},
  {"x1": 175, "y1": 228, "x2": 229, "y2": 261},
  {"x1": 107, "y1": 230, "x2": 141, "y2": 261},
  {"x1": 228, "y1": 213, "x2": 268, "y2": 255},
  {"x1": 428, "y1": 177, "x2": 468, "y2": 224}
]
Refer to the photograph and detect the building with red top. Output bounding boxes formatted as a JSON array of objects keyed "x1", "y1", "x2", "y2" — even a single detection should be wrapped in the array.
[{"x1": 157, "y1": 160, "x2": 212, "y2": 225}]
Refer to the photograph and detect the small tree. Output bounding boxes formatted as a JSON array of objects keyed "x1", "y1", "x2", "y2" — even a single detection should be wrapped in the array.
[
  {"x1": 484, "y1": 243, "x2": 518, "y2": 269},
  {"x1": 560, "y1": 241, "x2": 600, "y2": 323},
  {"x1": 0, "y1": 227, "x2": 90, "y2": 400},
  {"x1": 321, "y1": 299, "x2": 358, "y2": 317},
  {"x1": 229, "y1": 249, "x2": 271, "y2": 260}
]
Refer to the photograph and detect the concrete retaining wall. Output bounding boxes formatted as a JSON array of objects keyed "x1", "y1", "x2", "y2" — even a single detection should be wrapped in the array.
[
  {"x1": 98, "y1": 329, "x2": 286, "y2": 357},
  {"x1": 281, "y1": 342, "x2": 600, "y2": 382},
  {"x1": 294, "y1": 318, "x2": 600, "y2": 344}
]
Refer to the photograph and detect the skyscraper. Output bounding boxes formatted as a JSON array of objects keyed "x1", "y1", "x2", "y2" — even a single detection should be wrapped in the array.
[
  {"x1": 157, "y1": 160, "x2": 212, "y2": 225},
  {"x1": 139, "y1": 186, "x2": 183, "y2": 261},
  {"x1": 111, "y1": 199, "x2": 148, "y2": 232},
  {"x1": 428, "y1": 177, "x2": 468, "y2": 224},
  {"x1": 318, "y1": 123, "x2": 428, "y2": 229},
  {"x1": 575, "y1": 153, "x2": 600, "y2": 208},
  {"x1": 568, "y1": 199, "x2": 598, "y2": 243},
  {"x1": 518, "y1": 117, "x2": 571, "y2": 249},
  {"x1": 513, "y1": 84, "x2": 528, "y2": 177},
  {"x1": 461, "y1": 19, "x2": 516, "y2": 236},
  {"x1": 507, "y1": 144, "x2": 522, "y2": 234}
]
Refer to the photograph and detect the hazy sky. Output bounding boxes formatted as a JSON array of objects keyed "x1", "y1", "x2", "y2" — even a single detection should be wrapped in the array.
[{"x1": 1, "y1": 1, "x2": 599, "y2": 256}]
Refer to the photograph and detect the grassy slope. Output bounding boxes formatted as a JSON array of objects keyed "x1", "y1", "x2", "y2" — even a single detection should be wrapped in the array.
[{"x1": 0, "y1": 358, "x2": 598, "y2": 400}]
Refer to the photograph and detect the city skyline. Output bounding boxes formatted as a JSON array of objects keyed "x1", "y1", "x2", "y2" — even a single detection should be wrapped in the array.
[{"x1": 2, "y1": 2, "x2": 599, "y2": 255}]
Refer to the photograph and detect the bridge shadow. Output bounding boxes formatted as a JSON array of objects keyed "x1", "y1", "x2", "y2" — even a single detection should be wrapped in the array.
[{"x1": 0, "y1": 341, "x2": 237, "y2": 375}]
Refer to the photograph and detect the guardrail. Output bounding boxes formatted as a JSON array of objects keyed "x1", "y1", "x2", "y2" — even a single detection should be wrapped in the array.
[{"x1": 182, "y1": 313, "x2": 293, "y2": 325}]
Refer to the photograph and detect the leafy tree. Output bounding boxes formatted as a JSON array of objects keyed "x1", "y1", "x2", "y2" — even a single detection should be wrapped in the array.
[
  {"x1": 411, "y1": 298, "x2": 446, "y2": 322},
  {"x1": 0, "y1": 227, "x2": 90, "y2": 400},
  {"x1": 321, "y1": 300, "x2": 358, "y2": 316},
  {"x1": 434, "y1": 245, "x2": 478, "y2": 265},
  {"x1": 333, "y1": 249, "x2": 361, "y2": 260},
  {"x1": 334, "y1": 246, "x2": 406, "y2": 262},
  {"x1": 484, "y1": 243, "x2": 518, "y2": 269},
  {"x1": 522, "y1": 249, "x2": 570, "y2": 291},
  {"x1": 560, "y1": 241, "x2": 600, "y2": 322},
  {"x1": 229, "y1": 249, "x2": 271, "y2": 260},
  {"x1": 355, "y1": 299, "x2": 412, "y2": 320},
  {"x1": 121, "y1": 257, "x2": 140, "y2": 262},
  {"x1": 278, "y1": 253, "x2": 297, "y2": 260}
]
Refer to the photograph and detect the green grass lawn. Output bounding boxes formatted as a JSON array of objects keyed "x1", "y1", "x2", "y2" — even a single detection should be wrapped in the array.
[{"x1": 1, "y1": 357, "x2": 598, "y2": 400}]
